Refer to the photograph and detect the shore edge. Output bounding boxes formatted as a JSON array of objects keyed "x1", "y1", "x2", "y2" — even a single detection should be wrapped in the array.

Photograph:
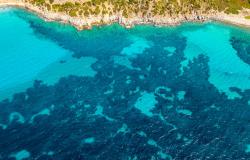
[{"x1": 1, "y1": 1, "x2": 250, "y2": 30}]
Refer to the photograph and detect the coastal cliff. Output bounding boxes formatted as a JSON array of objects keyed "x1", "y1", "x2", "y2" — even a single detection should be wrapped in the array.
[{"x1": 1, "y1": 0, "x2": 250, "y2": 29}]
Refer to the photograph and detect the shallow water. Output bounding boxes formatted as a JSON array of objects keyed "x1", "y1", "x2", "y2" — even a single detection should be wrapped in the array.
[{"x1": 0, "y1": 8, "x2": 250, "y2": 160}]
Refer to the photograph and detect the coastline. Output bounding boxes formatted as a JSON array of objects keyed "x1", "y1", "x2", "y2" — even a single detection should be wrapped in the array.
[{"x1": 1, "y1": 0, "x2": 250, "y2": 30}]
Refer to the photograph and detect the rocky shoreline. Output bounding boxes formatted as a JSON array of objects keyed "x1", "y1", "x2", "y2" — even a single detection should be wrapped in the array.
[{"x1": 1, "y1": 0, "x2": 250, "y2": 30}]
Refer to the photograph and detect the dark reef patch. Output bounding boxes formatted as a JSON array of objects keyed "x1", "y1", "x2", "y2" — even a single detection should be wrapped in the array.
[
  {"x1": 231, "y1": 36, "x2": 250, "y2": 65},
  {"x1": 1, "y1": 9, "x2": 250, "y2": 160}
]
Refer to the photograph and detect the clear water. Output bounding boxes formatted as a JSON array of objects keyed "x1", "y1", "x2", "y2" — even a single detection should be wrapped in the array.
[
  {"x1": 0, "y1": 8, "x2": 250, "y2": 160},
  {"x1": 0, "y1": 8, "x2": 97, "y2": 100}
]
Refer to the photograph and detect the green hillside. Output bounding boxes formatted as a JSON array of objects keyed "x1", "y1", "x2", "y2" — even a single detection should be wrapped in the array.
[{"x1": 27, "y1": 0, "x2": 250, "y2": 17}]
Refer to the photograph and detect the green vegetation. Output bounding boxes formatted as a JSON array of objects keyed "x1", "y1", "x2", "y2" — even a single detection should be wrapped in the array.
[{"x1": 26, "y1": 0, "x2": 250, "y2": 18}]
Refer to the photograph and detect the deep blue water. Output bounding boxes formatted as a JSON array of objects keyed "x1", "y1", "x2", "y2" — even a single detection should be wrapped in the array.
[{"x1": 0, "y1": 7, "x2": 250, "y2": 160}]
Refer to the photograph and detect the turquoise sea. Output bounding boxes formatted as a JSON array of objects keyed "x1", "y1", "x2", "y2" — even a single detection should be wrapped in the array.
[{"x1": 0, "y1": 7, "x2": 250, "y2": 160}]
